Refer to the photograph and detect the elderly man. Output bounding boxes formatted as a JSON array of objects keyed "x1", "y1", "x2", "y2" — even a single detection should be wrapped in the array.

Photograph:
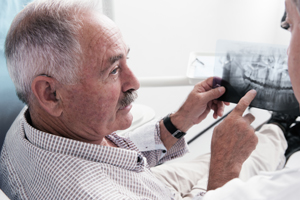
[{"x1": 0, "y1": 0, "x2": 292, "y2": 199}]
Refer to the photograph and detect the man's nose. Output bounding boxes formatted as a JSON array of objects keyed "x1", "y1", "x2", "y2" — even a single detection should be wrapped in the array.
[{"x1": 122, "y1": 66, "x2": 140, "y2": 92}]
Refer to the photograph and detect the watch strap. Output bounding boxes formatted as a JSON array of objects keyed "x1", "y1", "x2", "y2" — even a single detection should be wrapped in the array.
[{"x1": 163, "y1": 114, "x2": 186, "y2": 139}]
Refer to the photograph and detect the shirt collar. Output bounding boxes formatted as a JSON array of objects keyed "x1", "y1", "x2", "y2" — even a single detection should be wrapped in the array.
[{"x1": 23, "y1": 109, "x2": 145, "y2": 171}]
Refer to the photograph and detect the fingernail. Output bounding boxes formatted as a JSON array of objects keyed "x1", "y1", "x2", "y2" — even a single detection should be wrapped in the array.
[
  {"x1": 218, "y1": 86, "x2": 225, "y2": 93},
  {"x1": 220, "y1": 110, "x2": 224, "y2": 116},
  {"x1": 250, "y1": 89, "x2": 257, "y2": 95}
]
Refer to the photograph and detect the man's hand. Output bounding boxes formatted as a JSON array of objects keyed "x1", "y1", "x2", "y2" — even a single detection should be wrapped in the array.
[
  {"x1": 170, "y1": 77, "x2": 229, "y2": 133},
  {"x1": 159, "y1": 77, "x2": 228, "y2": 150},
  {"x1": 207, "y1": 89, "x2": 258, "y2": 191}
]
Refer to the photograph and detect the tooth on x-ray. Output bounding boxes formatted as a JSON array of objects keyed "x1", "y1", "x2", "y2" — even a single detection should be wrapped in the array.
[{"x1": 213, "y1": 40, "x2": 300, "y2": 115}]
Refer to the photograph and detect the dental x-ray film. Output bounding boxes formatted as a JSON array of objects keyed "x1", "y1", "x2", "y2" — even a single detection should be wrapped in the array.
[{"x1": 213, "y1": 40, "x2": 300, "y2": 115}]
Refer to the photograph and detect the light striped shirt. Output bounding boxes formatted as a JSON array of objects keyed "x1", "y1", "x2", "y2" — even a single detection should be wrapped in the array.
[{"x1": 0, "y1": 108, "x2": 188, "y2": 199}]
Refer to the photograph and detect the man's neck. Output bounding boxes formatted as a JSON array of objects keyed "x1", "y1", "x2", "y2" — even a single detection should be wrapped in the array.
[{"x1": 27, "y1": 107, "x2": 117, "y2": 147}]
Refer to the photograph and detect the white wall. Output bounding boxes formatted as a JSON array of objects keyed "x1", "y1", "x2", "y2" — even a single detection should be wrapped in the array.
[{"x1": 114, "y1": 0, "x2": 291, "y2": 78}]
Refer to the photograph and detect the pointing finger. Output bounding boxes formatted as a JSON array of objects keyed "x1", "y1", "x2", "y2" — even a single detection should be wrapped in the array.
[
  {"x1": 243, "y1": 113, "x2": 255, "y2": 125},
  {"x1": 232, "y1": 90, "x2": 257, "y2": 116}
]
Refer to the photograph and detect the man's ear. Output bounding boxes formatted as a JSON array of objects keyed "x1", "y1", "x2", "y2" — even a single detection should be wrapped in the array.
[{"x1": 31, "y1": 76, "x2": 63, "y2": 117}]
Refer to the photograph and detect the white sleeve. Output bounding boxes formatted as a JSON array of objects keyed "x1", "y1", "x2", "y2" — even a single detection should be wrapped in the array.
[
  {"x1": 123, "y1": 118, "x2": 189, "y2": 167},
  {"x1": 124, "y1": 119, "x2": 164, "y2": 151},
  {"x1": 202, "y1": 168, "x2": 300, "y2": 200}
]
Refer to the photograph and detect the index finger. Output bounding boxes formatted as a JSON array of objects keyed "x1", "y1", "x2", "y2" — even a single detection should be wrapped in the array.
[{"x1": 232, "y1": 89, "x2": 257, "y2": 116}]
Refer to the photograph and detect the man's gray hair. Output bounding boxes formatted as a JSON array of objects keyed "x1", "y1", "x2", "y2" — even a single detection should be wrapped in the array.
[{"x1": 5, "y1": 0, "x2": 102, "y2": 105}]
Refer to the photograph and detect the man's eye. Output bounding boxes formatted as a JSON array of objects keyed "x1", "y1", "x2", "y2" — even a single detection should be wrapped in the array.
[
  {"x1": 281, "y1": 11, "x2": 290, "y2": 30},
  {"x1": 111, "y1": 66, "x2": 120, "y2": 75},
  {"x1": 281, "y1": 21, "x2": 290, "y2": 30}
]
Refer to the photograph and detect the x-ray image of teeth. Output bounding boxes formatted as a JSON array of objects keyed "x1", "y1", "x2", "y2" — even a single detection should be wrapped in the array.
[{"x1": 213, "y1": 40, "x2": 300, "y2": 115}]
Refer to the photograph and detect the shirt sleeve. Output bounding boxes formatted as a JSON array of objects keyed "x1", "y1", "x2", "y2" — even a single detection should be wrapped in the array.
[
  {"x1": 123, "y1": 118, "x2": 189, "y2": 167},
  {"x1": 201, "y1": 168, "x2": 300, "y2": 200}
]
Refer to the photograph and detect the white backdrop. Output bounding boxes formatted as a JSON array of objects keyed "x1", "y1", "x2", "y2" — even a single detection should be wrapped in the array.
[{"x1": 114, "y1": 0, "x2": 290, "y2": 78}]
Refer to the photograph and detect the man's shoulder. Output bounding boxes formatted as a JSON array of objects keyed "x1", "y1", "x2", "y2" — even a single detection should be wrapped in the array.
[
  {"x1": 5, "y1": 106, "x2": 27, "y2": 137},
  {"x1": 1, "y1": 106, "x2": 27, "y2": 153}
]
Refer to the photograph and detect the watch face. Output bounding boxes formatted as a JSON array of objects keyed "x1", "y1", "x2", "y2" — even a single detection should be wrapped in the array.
[{"x1": 174, "y1": 131, "x2": 186, "y2": 139}]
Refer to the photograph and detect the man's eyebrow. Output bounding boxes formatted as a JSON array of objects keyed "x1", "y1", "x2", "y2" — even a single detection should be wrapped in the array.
[
  {"x1": 109, "y1": 54, "x2": 123, "y2": 65},
  {"x1": 127, "y1": 47, "x2": 130, "y2": 57},
  {"x1": 109, "y1": 48, "x2": 130, "y2": 65}
]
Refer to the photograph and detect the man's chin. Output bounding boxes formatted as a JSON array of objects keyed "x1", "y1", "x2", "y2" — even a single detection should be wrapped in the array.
[{"x1": 116, "y1": 113, "x2": 134, "y2": 131}]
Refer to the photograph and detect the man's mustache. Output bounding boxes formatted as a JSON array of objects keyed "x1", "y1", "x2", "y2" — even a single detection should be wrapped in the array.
[{"x1": 119, "y1": 90, "x2": 138, "y2": 107}]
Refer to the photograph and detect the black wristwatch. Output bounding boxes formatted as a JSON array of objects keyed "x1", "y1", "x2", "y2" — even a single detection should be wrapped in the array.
[{"x1": 163, "y1": 114, "x2": 186, "y2": 139}]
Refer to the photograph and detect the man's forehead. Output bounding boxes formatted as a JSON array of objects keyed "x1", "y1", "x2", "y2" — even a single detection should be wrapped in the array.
[
  {"x1": 85, "y1": 17, "x2": 114, "y2": 39},
  {"x1": 78, "y1": 12, "x2": 128, "y2": 72},
  {"x1": 81, "y1": 13, "x2": 125, "y2": 54}
]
